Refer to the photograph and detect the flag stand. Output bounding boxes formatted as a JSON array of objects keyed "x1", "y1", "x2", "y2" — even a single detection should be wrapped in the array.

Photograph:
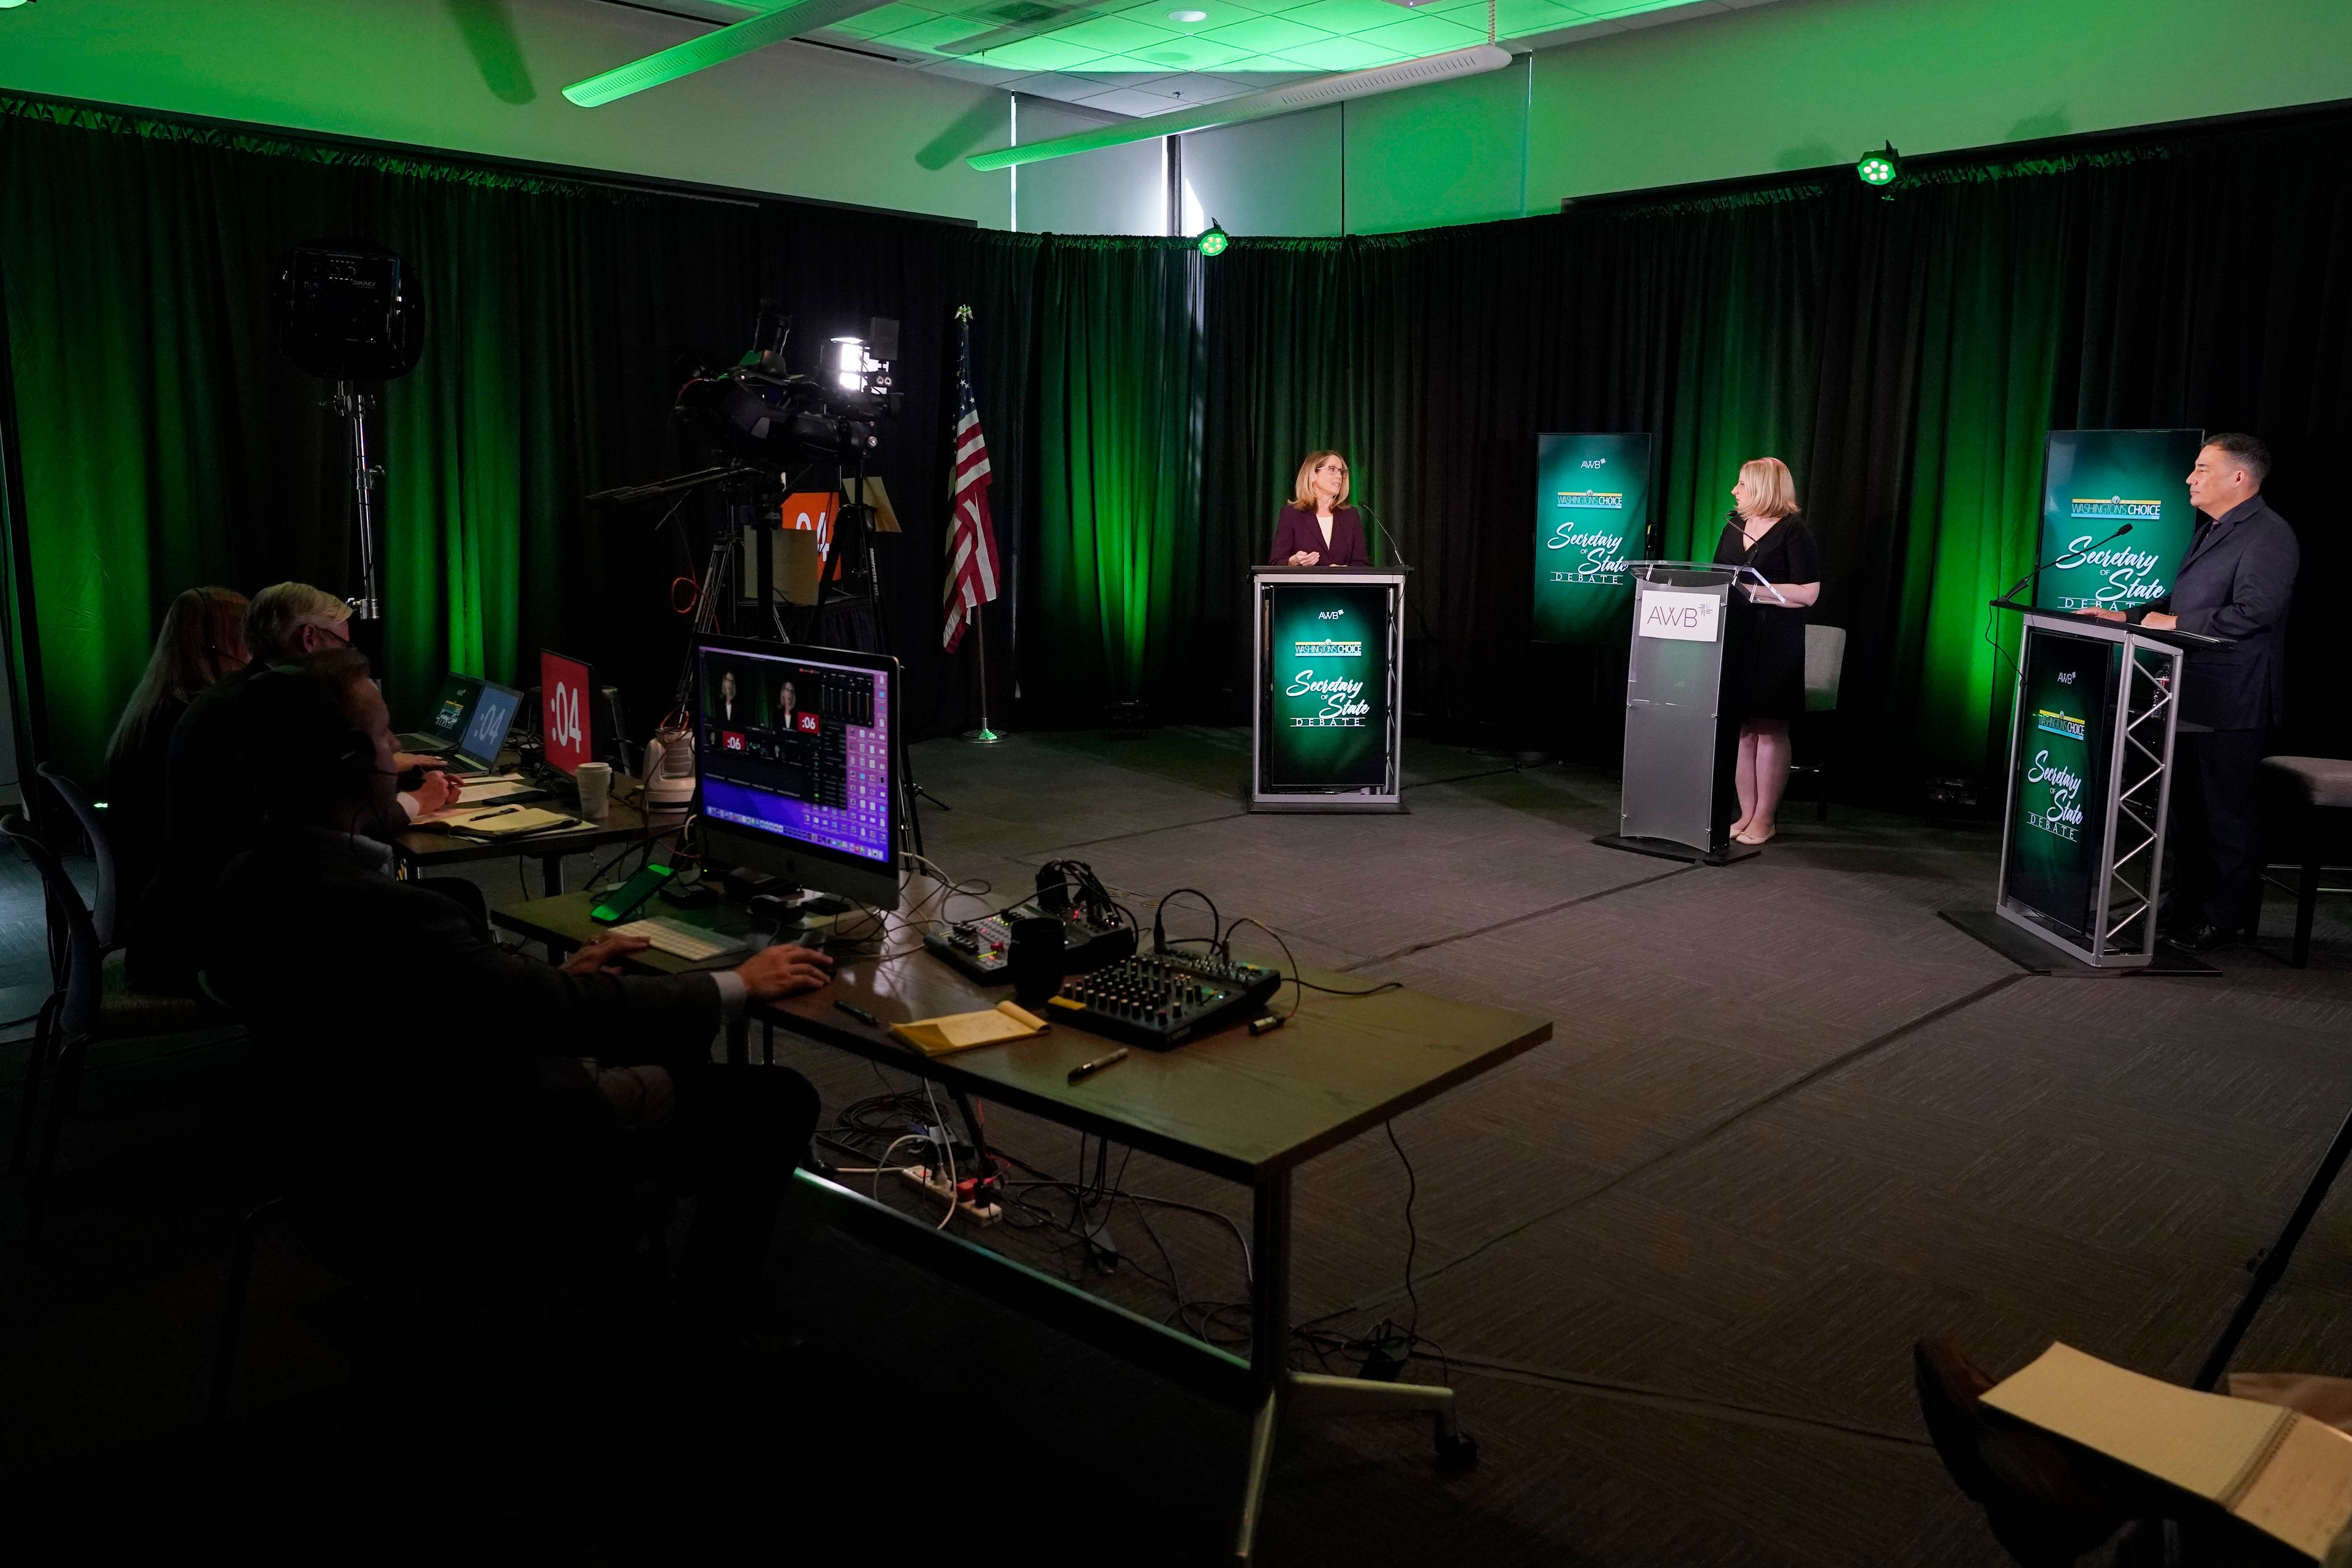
[{"x1": 960, "y1": 615, "x2": 1003, "y2": 745}]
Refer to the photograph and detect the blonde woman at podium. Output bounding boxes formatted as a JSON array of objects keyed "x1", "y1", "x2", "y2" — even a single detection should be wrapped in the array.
[
  {"x1": 1270, "y1": 450, "x2": 1370, "y2": 567},
  {"x1": 1713, "y1": 456, "x2": 1821, "y2": 846}
]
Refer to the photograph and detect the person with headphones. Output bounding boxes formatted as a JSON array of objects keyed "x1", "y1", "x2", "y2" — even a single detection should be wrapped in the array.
[
  {"x1": 207, "y1": 649, "x2": 834, "y2": 1336},
  {"x1": 141, "y1": 582, "x2": 459, "y2": 992}
]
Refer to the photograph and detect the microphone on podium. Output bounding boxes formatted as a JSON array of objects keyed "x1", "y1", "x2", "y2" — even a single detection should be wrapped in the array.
[
  {"x1": 1996, "y1": 521, "x2": 2133, "y2": 607},
  {"x1": 1356, "y1": 500, "x2": 1411, "y2": 571}
]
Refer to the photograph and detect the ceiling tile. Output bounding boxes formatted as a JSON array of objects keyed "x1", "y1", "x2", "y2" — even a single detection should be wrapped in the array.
[
  {"x1": 820, "y1": 3, "x2": 938, "y2": 38},
  {"x1": 1274, "y1": 0, "x2": 1419, "y2": 32},
  {"x1": 1046, "y1": 12, "x2": 1189, "y2": 51},
  {"x1": 1274, "y1": 34, "x2": 1410, "y2": 68},
  {"x1": 1071, "y1": 86, "x2": 1193, "y2": 115},
  {"x1": 873, "y1": 12, "x2": 1008, "y2": 47},
  {"x1": 1351, "y1": 12, "x2": 1491, "y2": 51},
  {"x1": 1121, "y1": 34, "x2": 1262, "y2": 69},
  {"x1": 1104, "y1": 0, "x2": 1270, "y2": 24},
  {"x1": 1197, "y1": 13, "x2": 1333, "y2": 51},
  {"x1": 1425, "y1": 0, "x2": 1587, "y2": 36},
  {"x1": 971, "y1": 34, "x2": 1120, "y2": 67}
]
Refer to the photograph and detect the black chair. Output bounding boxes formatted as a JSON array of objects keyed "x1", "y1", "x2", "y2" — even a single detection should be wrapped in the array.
[
  {"x1": 34, "y1": 764, "x2": 121, "y2": 956},
  {"x1": 2255, "y1": 756, "x2": 2352, "y2": 967},
  {"x1": 2, "y1": 812, "x2": 238, "y2": 1241},
  {"x1": 1789, "y1": 624, "x2": 1847, "y2": 823}
]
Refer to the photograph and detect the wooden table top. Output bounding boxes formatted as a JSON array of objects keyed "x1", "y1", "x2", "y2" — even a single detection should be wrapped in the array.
[{"x1": 491, "y1": 884, "x2": 1551, "y2": 1185}]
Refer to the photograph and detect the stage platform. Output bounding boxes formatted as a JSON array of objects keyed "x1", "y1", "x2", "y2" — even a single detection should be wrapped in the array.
[{"x1": 7, "y1": 727, "x2": 2351, "y2": 1565}]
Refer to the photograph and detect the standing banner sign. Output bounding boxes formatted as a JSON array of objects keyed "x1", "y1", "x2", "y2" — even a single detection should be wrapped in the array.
[
  {"x1": 2033, "y1": 429, "x2": 2205, "y2": 613},
  {"x1": 1533, "y1": 433, "x2": 1653, "y2": 644}
]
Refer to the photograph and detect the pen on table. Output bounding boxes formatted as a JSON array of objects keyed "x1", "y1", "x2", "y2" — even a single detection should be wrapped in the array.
[
  {"x1": 471, "y1": 804, "x2": 521, "y2": 820},
  {"x1": 835, "y1": 1000, "x2": 881, "y2": 1027},
  {"x1": 1067, "y1": 1047, "x2": 1129, "y2": 1084}
]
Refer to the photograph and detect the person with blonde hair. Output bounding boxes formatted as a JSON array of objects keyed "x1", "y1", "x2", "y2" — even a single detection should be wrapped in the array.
[
  {"x1": 1269, "y1": 450, "x2": 1370, "y2": 567},
  {"x1": 1713, "y1": 457, "x2": 1821, "y2": 846},
  {"x1": 106, "y1": 587, "x2": 249, "y2": 986}
]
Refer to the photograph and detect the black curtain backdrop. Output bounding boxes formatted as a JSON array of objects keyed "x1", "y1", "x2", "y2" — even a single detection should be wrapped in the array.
[{"x1": 4, "y1": 92, "x2": 2349, "y2": 802}]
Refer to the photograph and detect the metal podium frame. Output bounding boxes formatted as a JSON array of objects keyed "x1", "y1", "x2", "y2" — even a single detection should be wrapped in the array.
[
  {"x1": 1250, "y1": 566, "x2": 1407, "y2": 813},
  {"x1": 1994, "y1": 609, "x2": 2185, "y2": 968}
]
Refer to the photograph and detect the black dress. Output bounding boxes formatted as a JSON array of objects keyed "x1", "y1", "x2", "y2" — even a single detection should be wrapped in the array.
[{"x1": 1712, "y1": 511, "x2": 1820, "y2": 723}]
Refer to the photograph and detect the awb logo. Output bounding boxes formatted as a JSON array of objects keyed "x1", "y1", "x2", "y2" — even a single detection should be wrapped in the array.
[
  {"x1": 1318, "y1": 609, "x2": 1344, "y2": 620},
  {"x1": 1635, "y1": 589, "x2": 1720, "y2": 643}
]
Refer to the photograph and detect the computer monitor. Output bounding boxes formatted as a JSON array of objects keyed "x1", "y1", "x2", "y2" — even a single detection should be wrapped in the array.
[
  {"x1": 404, "y1": 673, "x2": 483, "y2": 752},
  {"x1": 693, "y1": 635, "x2": 899, "y2": 910},
  {"x1": 540, "y1": 650, "x2": 594, "y2": 776},
  {"x1": 455, "y1": 680, "x2": 523, "y2": 771}
]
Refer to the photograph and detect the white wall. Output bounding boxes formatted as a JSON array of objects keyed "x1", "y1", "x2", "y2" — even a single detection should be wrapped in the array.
[
  {"x1": 1174, "y1": 0, "x2": 2352, "y2": 236},
  {"x1": 1013, "y1": 97, "x2": 1170, "y2": 236},
  {"x1": 0, "y1": 0, "x2": 1013, "y2": 223}
]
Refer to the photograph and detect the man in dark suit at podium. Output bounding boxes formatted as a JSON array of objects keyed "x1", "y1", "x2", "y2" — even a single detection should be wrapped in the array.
[{"x1": 2084, "y1": 433, "x2": 2298, "y2": 949}]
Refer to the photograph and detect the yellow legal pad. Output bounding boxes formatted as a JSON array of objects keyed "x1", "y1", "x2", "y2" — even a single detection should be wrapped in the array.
[
  {"x1": 1985, "y1": 1343, "x2": 2352, "y2": 1559},
  {"x1": 888, "y1": 1000, "x2": 1049, "y2": 1057}
]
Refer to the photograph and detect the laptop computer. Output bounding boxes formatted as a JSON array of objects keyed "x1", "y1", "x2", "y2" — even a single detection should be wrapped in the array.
[
  {"x1": 445, "y1": 680, "x2": 524, "y2": 777},
  {"x1": 396, "y1": 673, "x2": 483, "y2": 755}
]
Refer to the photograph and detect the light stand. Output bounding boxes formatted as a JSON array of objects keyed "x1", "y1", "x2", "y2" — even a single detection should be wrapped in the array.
[{"x1": 334, "y1": 382, "x2": 385, "y2": 622}]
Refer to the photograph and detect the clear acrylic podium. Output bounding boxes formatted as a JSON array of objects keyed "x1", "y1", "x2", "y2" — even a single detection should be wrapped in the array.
[{"x1": 1596, "y1": 561, "x2": 1777, "y2": 864}]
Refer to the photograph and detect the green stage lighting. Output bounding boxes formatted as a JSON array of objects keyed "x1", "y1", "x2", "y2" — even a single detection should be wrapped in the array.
[
  {"x1": 1197, "y1": 221, "x2": 1230, "y2": 258},
  {"x1": 1857, "y1": 143, "x2": 1901, "y2": 188}
]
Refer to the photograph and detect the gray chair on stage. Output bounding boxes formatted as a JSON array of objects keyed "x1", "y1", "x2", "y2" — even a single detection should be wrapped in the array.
[
  {"x1": 2257, "y1": 756, "x2": 2352, "y2": 968},
  {"x1": 1792, "y1": 624, "x2": 1847, "y2": 822}
]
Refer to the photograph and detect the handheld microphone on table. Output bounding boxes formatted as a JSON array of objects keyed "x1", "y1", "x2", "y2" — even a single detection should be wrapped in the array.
[{"x1": 1996, "y1": 521, "x2": 2133, "y2": 607}]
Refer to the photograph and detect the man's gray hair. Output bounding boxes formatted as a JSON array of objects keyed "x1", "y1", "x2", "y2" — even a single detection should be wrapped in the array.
[{"x1": 244, "y1": 582, "x2": 350, "y2": 663}]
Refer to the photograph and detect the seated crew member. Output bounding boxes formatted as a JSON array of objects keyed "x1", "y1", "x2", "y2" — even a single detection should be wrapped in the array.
[
  {"x1": 208, "y1": 648, "x2": 834, "y2": 1320},
  {"x1": 2077, "y1": 434, "x2": 2297, "y2": 950},
  {"x1": 104, "y1": 586, "x2": 247, "y2": 990},
  {"x1": 1270, "y1": 450, "x2": 1370, "y2": 567},
  {"x1": 141, "y1": 582, "x2": 458, "y2": 991},
  {"x1": 1713, "y1": 458, "x2": 1822, "y2": 847}
]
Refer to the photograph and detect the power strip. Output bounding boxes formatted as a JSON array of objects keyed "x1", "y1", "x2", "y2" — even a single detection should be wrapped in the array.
[{"x1": 897, "y1": 1164, "x2": 1003, "y2": 1227}]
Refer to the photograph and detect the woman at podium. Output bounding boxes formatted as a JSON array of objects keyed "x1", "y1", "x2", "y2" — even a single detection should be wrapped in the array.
[
  {"x1": 1269, "y1": 450, "x2": 1369, "y2": 567},
  {"x1": 1713, "y1": 457, "x2": 1821, "y2": 846}
]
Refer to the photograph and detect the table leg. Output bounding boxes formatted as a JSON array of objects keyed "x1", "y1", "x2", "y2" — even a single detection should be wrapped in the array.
[
  {"x1": 1234, "y1": 1170, "x2": 1292, "y2": 1564},
  {"x1": 542, "y1": 856, "x2": 565, "y2": 897}
]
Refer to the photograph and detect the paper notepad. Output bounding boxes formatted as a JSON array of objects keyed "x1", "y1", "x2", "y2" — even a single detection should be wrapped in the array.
[
  {"x1": 889, "y1": 1001, "x2": 1049, "y2": 1057},
  {"x1": 1985, "y1": 1343, "x2": 2352, "y2": 1559},
  {"x1": 454, "y1": 778, "x2": 543, "y2": 805},
  {"x1": 440, "y1": 806, "x2": 578, "y2": 838}
]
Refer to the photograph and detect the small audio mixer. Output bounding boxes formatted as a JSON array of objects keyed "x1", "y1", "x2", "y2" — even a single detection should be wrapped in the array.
[
  {"x1": 1044, "y1": 950, "x2": 1283, "y2": 1049},
  {"x1": 923, "y1": 900, "x2": 1137, "y2": 983}
]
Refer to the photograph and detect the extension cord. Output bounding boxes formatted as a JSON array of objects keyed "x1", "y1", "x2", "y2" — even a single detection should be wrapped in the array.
[{"x1": 898, "y1": 1164, "x2": 1003, "y2": 1227}]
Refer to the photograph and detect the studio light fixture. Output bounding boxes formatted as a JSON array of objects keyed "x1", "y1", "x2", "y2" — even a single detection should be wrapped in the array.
[
  {"x1": 968, "y1": 43, "x2": 1513, "y2": 170},
  {"x1": 1857, "y1": 142, "x2": 1902, "y2": 188},
  {"x1": 1197, "y1": 220, "x2": 1229, "y2": 257},
  {"x1": 564, "y1": 0, "x2": 897, "y2": 106}
]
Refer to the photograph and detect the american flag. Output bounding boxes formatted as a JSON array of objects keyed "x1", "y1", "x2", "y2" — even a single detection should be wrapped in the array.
[{"x1": 941, "y1": 312, "x2": 1000, "y2": 653}]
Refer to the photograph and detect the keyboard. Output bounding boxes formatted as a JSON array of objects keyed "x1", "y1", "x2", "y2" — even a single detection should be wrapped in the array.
[{"x1": 611, "y1": 916, "x2": 748, "y2": 963}]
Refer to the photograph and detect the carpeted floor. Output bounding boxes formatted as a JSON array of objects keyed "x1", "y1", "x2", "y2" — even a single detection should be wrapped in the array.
[{"x1": 6, "y1": 728, "x2": 2351, "y2": 1566}]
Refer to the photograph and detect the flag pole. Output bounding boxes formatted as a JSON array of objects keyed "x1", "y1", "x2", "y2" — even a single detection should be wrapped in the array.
[{"x1": 961, "y1": 611, "x2": 1002, "y2": 745}]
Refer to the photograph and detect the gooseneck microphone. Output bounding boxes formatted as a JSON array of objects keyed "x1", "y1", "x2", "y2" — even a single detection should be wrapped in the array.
[
  {"x1": 1355, "y1": 500, "x2": 1411, "y2": 571},
  {"x1": 1997, "y1": 521, "x2": 2134, "y2": 606}
]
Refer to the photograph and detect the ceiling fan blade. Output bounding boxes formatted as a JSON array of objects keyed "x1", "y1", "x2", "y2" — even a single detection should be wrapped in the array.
[{"x1": 564, "y1": 0, "x2": 898, "y2": 106}]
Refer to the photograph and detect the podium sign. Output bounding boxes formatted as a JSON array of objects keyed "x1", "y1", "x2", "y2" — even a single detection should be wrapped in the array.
[
  {"x1": 1533, "y1": 433, "x2": 1652, "y2": 644},
  {"x1": 2034, "y1": 429, "x2": 2204, "y2": 613},
  {"x1": 1992, "y1": 607, "x2": 2194, "y2": 967},
  {"x1": 1251, "y1": 567, "x2": 1405, "y2": 812},
  {"x1": 1605, "y1": 562, "x2": 1753, "y2": 861}
]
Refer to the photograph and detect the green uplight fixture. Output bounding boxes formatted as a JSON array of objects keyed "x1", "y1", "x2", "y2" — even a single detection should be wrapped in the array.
[
  {"x1": 1856, "y1": 143, "x2": 1902, "y2": 188},
  {"x1": 1197, "y1": 221, "x2": 1229, "y2": 258}
]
